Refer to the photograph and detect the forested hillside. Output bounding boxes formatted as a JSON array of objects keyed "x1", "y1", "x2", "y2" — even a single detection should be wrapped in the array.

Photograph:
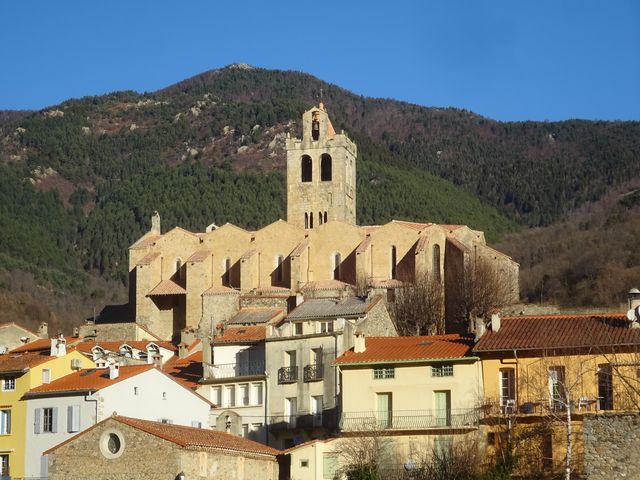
[{"x1": 0, "y1": 64, "x2": 639, "y2": 331}]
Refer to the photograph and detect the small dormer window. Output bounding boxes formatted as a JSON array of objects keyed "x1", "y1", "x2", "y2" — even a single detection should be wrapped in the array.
[{"x1": 120, "y1": 345, "x2": 133, "y2": 358}]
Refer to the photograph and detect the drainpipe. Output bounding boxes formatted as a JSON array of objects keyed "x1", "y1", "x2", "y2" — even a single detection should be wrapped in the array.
[{"x1": 265, "y1": 371, "x2": 270, "y2": 447}]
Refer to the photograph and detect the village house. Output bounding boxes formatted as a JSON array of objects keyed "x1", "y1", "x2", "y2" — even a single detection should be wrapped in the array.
[
  {"x1": 474, "y1": 304, "x2": 640, "y2": 477},
  {"x1": 45, "y1": 415, "x2": 281, "y2": 480},
  {"x1": 0, "y1": 336, "x2": 94, "y2": 479},
  {"x1": 21, "y1": 362, "x2": 212, "y2": 479}
]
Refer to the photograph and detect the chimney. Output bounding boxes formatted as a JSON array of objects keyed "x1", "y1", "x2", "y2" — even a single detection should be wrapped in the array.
[
  {"x1": 38, "y1": 322, "x2": 48, "y2": 339},
  {"x1": 152, "y1": 354, "x2": 162, "y2": 369},
  {"x1": 73, "y1": 327, "x2": 79, "y2": 338},
  {"x1": 50, "y1": 334, "x2": 66, "y2": 357},
  {"x1": 491, "y1": 313, "x2": 501, "y2": 332},
  {"x1": 475, "y1": 318, "x2": 486, "y2": 342},
  {"x1": 108, "y1": 360, "x2": 120, "y2": 380},
  {"x1": 354, "y1": 331, "x2": 366, "y2": 353},
  {"x1": 178, "y1": 343, "x2": 189, "y2": 359},
  {"x1": 629, "y1": 288, "x2": 640, "y2": 310},
  {"x1": 151, "y1": 211, "x2": 161, "y2": 234}
]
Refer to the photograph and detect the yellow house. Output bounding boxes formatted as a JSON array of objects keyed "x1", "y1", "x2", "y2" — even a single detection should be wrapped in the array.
[
  {"x1": 284, "y1": 438, "x2": 342, "y2": 480},
  {"x1": 474, "y1": 312, "x2": 640, "y2": 476},
  {"x1": 0, "y1": 340, "x2": 94, "y2": 478},
  {"x1": 331, "y1": 332, "x2": 483, "y2": 476}
]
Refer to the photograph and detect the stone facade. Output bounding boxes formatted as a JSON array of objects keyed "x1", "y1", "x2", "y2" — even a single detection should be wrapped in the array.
[
  {"x1": 583, "y1": 413, "x2": 640, "y2": 480},
  {"x1": 116, "y1": 104, "x2": 518, "y2": 341},
  {"x1": 48, "y1": 418, "x2": 279, "y2": 480}
]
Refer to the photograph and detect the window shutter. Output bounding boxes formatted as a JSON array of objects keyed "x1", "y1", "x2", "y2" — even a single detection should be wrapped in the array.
[
  {"x1": 51, "y1": 407, "x2": 58, "y2": 433},
  {"x1": 34, "y1": 408, "x2": 42, "y2": 434},
  {"x1": 67, "y1": 405, "x2": 80, "y2": 432},
  {"x1": 67, "y1": 405, "x2": 73, "y2": 433}
]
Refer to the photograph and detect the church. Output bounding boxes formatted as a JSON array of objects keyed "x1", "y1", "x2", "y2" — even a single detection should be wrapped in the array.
[{"x1": 119, "y1": 104, "x2": 518, "y2": 341}]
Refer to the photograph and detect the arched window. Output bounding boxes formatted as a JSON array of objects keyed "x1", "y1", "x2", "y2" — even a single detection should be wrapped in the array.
[
  {"x1": 310, "y1": 212, "x2": 314, "y2": 229},
  {"x1": 390, "y1": 246, "x2": 397, "y2": 280},
  {"x1": 321, "y1": 154, "x2": 332, "y2": 181},
  {"x1": 175, "y1": 258, "x2": 183, "y2": 281},
  {"x1": 275, "y1": 255, "x2": 284, "y2": 283},
  {"x1": 305, "y1": 212, "x2": 309, "y2": 229},
  {"x1": 223, "y1": 257, "x2": 231, "y2": 285},
  {"x1": 319, "y1": 212, "x2": 323, "y2": 225},
  {"x1": 324, "y1": 211, "x2": 328, "y2": 223},
  {"x1": 120, "y1": 345, "x2": 133, "y2": 358},
  {"x1": 333, "y1": 252, "x2": 341, "y2": 280},
  {"x1": 301, "y1": 155, "x2": 312, "y2": 182},
  {"x1": 433, "y1": 244, "x2": 441, "y2": 281}
]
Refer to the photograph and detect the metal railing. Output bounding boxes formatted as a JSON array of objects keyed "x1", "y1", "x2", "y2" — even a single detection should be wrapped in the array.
[
  {"x1": 268, "y1": 410, "x2": 339, "y2": 430},
  {"x1": 203, "y1": 361, "x2": 265, "y2": 380},
  {"x1": 303, "y1": 363, "x2": 323, "y2": 382},
  {"x1": 340, "y1": 408, "x2": 481, "y2": 431},
  {"x1": 278, "y1": 366, "x2": 298, "y2": 384}
]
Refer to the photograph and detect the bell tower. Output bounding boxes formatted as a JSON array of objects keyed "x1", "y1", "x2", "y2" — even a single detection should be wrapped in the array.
[{"x1": 286, "y1": 104, "x2": 357, "y2": 229}]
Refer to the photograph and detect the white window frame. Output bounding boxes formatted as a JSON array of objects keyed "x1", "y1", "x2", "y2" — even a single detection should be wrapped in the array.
[
  {"x1": 42, "y1": 369, "x2": 51, "y2": 384},
  {"x1": 0, "y1": 409, "x2": 11, "y2": 435},
  {"x1": 431, "y1": 364, "x2": 454, "y2": 377},
  {"x1": 2, "y1": 376, "x2": 15, "y2": 392},
  {"x1": 373, "y1": 367, "x2": 395, "y2": 379}
]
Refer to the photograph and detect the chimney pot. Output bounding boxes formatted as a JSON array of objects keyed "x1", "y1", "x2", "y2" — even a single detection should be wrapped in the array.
[
  {"x1": 108, "y1": 361, "x2": 120, "y2": 379},
  {"x1": 491, "y1": 313, "x2": 501, "y2": 332},
  {"x1": 629, "y1": 288, "x2": 640, "y2": 310}
]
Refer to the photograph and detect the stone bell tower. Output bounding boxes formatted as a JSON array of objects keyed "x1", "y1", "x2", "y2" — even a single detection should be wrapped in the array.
[{"x1": 286, "y1": 104, "x2": 357, "y2": 229}]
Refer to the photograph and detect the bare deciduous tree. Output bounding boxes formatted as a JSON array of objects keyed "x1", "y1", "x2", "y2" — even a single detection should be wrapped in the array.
[
  {"x1": 458, "y1": 257, "x2": 515, "y2": 328},
  {"x1": 389, "y1": 274, "x2": 444, "y2": 336}
]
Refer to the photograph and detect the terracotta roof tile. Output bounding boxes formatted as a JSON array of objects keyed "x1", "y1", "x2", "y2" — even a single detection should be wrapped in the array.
[
  {"x1": 187, "y1": 250, "x2": 211, "y2": 263},
  {"x1": 0, "y1": 352, "x2": 54, "y2": 373},
  {"x1": 355, "y1": 236, "x2": 372, "y2": 254},
  {"x1": 27, "y1": 365, "x2": 154, "y2": 395},
  {"x1": 114, "y1": 416, "x2": 280, "y2": 456},
  {"x1": 213, "y1": 326, "x2": 266, "y2": 344},
  {"x1": 415, "y1": 235, "x2": 430, "y2": 254},
  {"x1": 202, "y1": 285, "x2": 240, "y2": 296},
  {"x1": 147, "y1": 280, "x2": 187, "y2": 296},
  {"x1": 10, "y1": 338, "x2": 53, "y2": 353},
  {"x1": 368, "y1": 279, "x2": 406, "y2": 289},
  {"x1": 446, "y1": 237, "x2": 470, "y2": 253},
  {"x1": 439, "y1": 224, "x2": 466, "y2": 231},
  {"x1": 164, "y1": 351, "x2": 203, "y2": 389},
  {"x1": 474, "y1": 313, "x2": 640, "y2": 352},
  {"x1": 392, "y1": 220, "x2": 432, "y2": 231},
  {"x1": 130, "y1": 233, "x2": 161, "y2": 249},
  {"x1": 74, "y1": 340, "x2": 177, "y2": 354},
  {"x1": 334, "y1": 334, "x2": 474, "y2": 365},
  {"x1": 301, "y1": 280, "x2": 353, "y2": 292},
  {"x1": 136, "y1": 251, "x2": 161, "y2": 265}
]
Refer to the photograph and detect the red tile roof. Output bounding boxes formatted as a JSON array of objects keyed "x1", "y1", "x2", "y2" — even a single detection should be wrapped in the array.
[
  {"x1": 355, "y1": 236, "x2": 372, "y2": 254},
  {"x1": 136, "y1": 251, "x2": 161, "y2": 265},
  {"x1": 213, "y1": 326, "x2": 266, "y2": 344},
  {"x1": 187, "y1": 250, "x2": 211, "y2": 263},
  {"x1": 368, "y1": 279, "x2": 405, "y2": 289},
  {"x1": 164, "y1": 351, "x2": 203, "y2": 389},
  {"x1": 147, "y1": 280, "x2": 187, "y2": 296},
  {"x1": 301, "y1": 280, "x2": 353, "y2": 291},
  {"x1": 27, "y1": 364, "x2": 155, "y2": 395},
  {"x1": 290, "y1": 240, "x2": 309, "y2": 257},
  {"x1": 130, "y1": 233, "x2": 161, "y2": 249},
  {"x1": 473, "y1": 313, "x2": 640, "y2": 352},
  {"x1": 116, "y1": 416, "x2": 280, "y2": 455},
  {"x1": 392, "y1": 220, "x2": 432, "y2": 231},
  {"x1": 10, "y1": 338, "x2": 53, "y2": 353},
  {"x1": 334, "y1": 334, "x2": 474, "y2": 365},
  {"x1": 74, "y1": 340, "x2": 177, "y2": 354},
  {"x1": 202, "y1": 285, "x2": 240, "y2": 296},
  {"x1": 0, "y1": 352, "x2": 54, "y2": 373}
]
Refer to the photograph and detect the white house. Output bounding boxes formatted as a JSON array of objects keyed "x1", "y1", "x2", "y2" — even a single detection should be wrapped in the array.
[{"x1": 22, "y1": 362, "x2": 212, "y2": 479}]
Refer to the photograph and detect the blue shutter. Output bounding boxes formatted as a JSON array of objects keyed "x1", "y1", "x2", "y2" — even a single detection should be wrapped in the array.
[{"x1": 34, "y1": 408, "x2": 42, "y2": 434}]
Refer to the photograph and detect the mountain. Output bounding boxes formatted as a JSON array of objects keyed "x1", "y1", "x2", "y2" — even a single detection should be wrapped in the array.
[{"x1": 0, "y1": 64, "x2": 639, "y2": 331}]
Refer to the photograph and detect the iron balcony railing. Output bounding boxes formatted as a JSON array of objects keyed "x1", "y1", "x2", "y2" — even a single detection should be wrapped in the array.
[
  {"x1": 268, "y1": 410, "x2": 339, "y2": 430},
  {"x1": 203, "y1": 361, "x2": 265, "y2": 380},
  {"x1": 303, "y1": 363, "x2": 323, "y2": 382},
  {"x1": 340, "y1": 408, "x2": 481, "y2": 432},
  {"x1": 278, "y1": 366, "x2": 298, "y2": 384}
]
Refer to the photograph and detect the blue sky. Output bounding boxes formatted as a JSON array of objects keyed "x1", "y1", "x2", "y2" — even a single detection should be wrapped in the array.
[{"x1": 0, "y1": 0, "x2": 638, "y2": 121}]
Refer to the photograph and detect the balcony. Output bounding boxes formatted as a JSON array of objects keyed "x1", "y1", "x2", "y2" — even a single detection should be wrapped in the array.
[
  {"x1": 340, "y1": 408, "x2": 481, "y2": 432},
  {"x1": 303, "y1": 363, "x2": 323, "y2": 382},
  {"x1": 268, "y1": 410, "x2": 339, "y2": 431},
  {"x1": 278, "y1": 366, "x2": 298, "y2": 384},
  {"x1": 203, "y1": 361, "x2": 265, "y2": 380}
]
